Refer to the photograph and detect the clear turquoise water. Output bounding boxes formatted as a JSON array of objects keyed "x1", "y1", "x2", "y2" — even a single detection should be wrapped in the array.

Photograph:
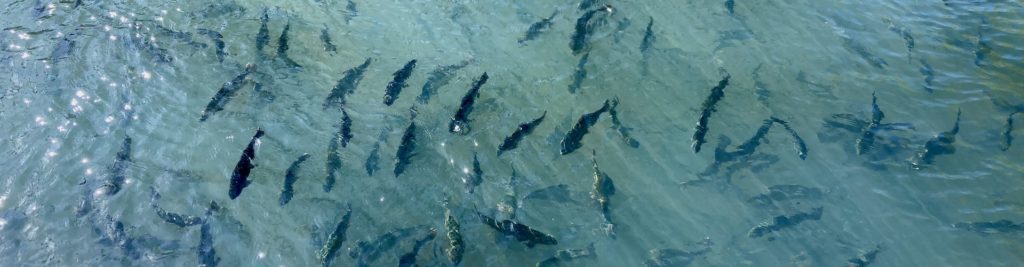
[{"x1": 1, "y1": 0, "x2": 1023, "y2": 266}]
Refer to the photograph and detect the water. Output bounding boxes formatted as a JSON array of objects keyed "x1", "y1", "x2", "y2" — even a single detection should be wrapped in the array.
[{"x1": 1, "y1": 0, "x2": 1023, "y2": 266}]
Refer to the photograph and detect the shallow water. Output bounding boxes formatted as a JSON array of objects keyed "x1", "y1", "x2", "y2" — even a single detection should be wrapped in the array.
[{"x1": 1, "y1": 0, "x2": 1023, "y2": 266}]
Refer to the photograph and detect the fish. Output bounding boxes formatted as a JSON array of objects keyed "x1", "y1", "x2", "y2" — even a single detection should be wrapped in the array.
[
  {"x1": 152, "y1": 25, "x2": 206, "y2": 49},
  {"x1": 324, "y1": 116, "x2": 346, "y2": 192},
  {"x1": 569, "y1": 5, "x2": 614, "y2": 55},
  {"x1": 365, "y1": 142, "x2": 380, "y2": 176},
  {"x1": 840, "y1": 35, "x2": 887, "y2": 69},
  {"x1": 324, "y1": 58, "x2": 373, "y2": 109},
  {"x1": 98, "y1": 136, "x2": 132, "y2": 196},
  {"x1": 384, "y1": 60, "x2": 418, "y2": 106},
  {"x1": 198, "y1": 220, "x2": 219, "y2": 267},
  {"x1": 32, "y1": 0, "x2": 48, "y2": 19},
  {"x1": 50, "y1": 30, "x2": 78, "y2": 63},
  {"x1": 498, "y1": 111, "x2": 547, "y2": 156},
  {"x1": 200, "y1": 63, "x2": 257, "y2": 122},
  {"x1": 320, "y1": 25, "x2": 337, "y2": 53},
  {"x1": 609, "y1": 102, "x2": 640, "y2": 148},
  {"x1": 317, "y1": 205, "x2": 353, "y2": 267},
  {"x1": 910, "y1": 109, "x2": 961, "y2": 169},
  {"x1": 856, "y1": 92, "x2": 885, "y2": 155},
  {"x1": 1002, "y1": 111, "x2": 1019, "y2": 151},
  {"x1": 256, "y1": 9, "x2": 270, "y2": 53},
  {"x1": 640, "y1": 17, "x2": 655, "y2": 53},
  {"x1": 228, "y1": 129, "x2": 264, "y2": 200},
  {"x1": 464, "y1": 152, "x2": 484, "y2": 193},
  {"x1": 497, "y1": 169, "x2": 520, "y2": 220},
  {"x1": 277, "y1": 22, "x2": 302, "y2": 68},
  {"x1": 770, "y1": 117, "x2": 808, "y2": 160},
  {"x1": 519, "y1": 10, "x2": 558, "y2": 44},
  {"x1": 445, "y1": 208, "x2": 465, "y2": 265},
  {"x1": 846, "y1": 245, "x2": 882, "y2": 267},
  {"x1": 394, "y1": 109, "x2": 418, "y2": 177},
  {"x1": 953, "y1": 220, "x2": 1024, "y2": 234},
  {"x1": 692, "y1": 75, "x2": 730, "y2": 153},
  {"x1": 919, "y1": 59, "x2": 934, "y2": 93},
  {"x1": 591, "y1": 150, "x2": 616, "y2": 237},
  {"x1": 725, "y1": 0, "x2": 735, "y2": 14},
  {"x1": 561, "y1": 99, "x2": 617, "y2": 155},
  {"x1": 746, "y1": 185, "x2": 825, "y2": 208},
  {"x1": 644, "y1": 247, "x2": 710, "y2": 267},
  {"x1": 524, "y1": 184, "x2": 575, "y2": 203},
  {"x1": 344, "y1": 0, "x2": 358, "y2": 24},
  {"x1": 150, "y1": 188, "x2": 204, "y2": 228},
  {"x1": 349, "y1": 226, "x2": 423, "y2": 267},
  {"x1": 397, "y1": 228, "x2": 437, "y2": 267},
  {"x1": 126, "y1": 33, "x2": 174, "y2": 63},
  {"x1": 884, "y1": 18, "x2": 914, "y2": 62},
  {"x1": 280, "y1": 153, "x2": 311, "y2": 206},
  {"x1": 567, "y1": 52, "x2": 590, "y2": 94},
  {"x1": 417, "y1": 60, "x2": 471, "y2": 104},
  {"x1": 578, "y1": 0, "x2": 599, "y2": 10},
  {"x1": 536, "y1": 243, "x2": 597, "y2": 267},
  {"x1": 479, "y1": 213, "x2": 558, "y2": 247},
  {"x1": 197, "y1": 29, "x2": 226, "y2": 62},
  {"x1": 748, "y1": 207, "x2": 823, "y2": 238},
  {"x1": 974, "y1": 19, "x2": 990, "y2": 66},
  {"x1": 449, "y1": 72, "x2": 490, "y2": 134}
]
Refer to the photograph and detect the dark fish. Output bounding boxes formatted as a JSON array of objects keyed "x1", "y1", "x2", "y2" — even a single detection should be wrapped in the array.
[
  {"x1": 692, "y1": 75, "x2": 730, "y2": 153},
  {"x1": 398, "y1": 228, "x2": 437, "y2": 267},
  {"x1": 770, "y1": 117, "x2": 808, "y2": 160},
  {"x1": 128, "y1": 33, "x2": 174, "y2": 63},
  {"x1": 349, "y1": 226, "x2": 422, "y2": 267},
  {"x1": 394, "y1": 110, "x2": 418, "y2": 177},
  {"x1": 919, "y1": 59, "x2": 934, "y2": 93},
  {"x1": 417, "y1": 60, "x2": 471, "y2": 104},
  {"x1": 536, "y1": 243, "x2": 597, "y2": 267},
  {"x1": 445, "y1": 208, "x2": 465, "y2": 265},
  {"x1": 152, "y1": 25, "x2": 206, "y2": 49},
  {"x1": 320, "y1": 25, "x2": 337, "y2": 53},
  {"x1": 725, "y1": 0, "x2": 735, "y2": 14},
  {"x1": 524, "y1": 184, "x2": 574, "y2": 203},
  {"x1": 365, "y1": 142, "x2": 380, "y2": 176},
  {"x1": 498, "y1": 169, "x2": 520, "y2": 220},
  {"x1": 150, "y1": 189, "x2": 204, "y2": 228},
  {"x1": 277, "y1": 22, "x2": 302, "y2": 68},
  {"x1": 318, "y1": 205, "x2": 353, "y2": 267},
  {"x1": 953, "y1": 220, "x2": 1024, "y2": 234},
  {"x1": 644, "y1": 247, "x2": 710, "y2": 267},
  {"x1": 569, "y1": 5, "x2": 614, "y2": 55},
  {"x1": 591, "y1": 150, "x2": 616, "y2": 237},
  {"x1": 32, "y1": 0, "x2": 48, "y2": 19},
  {"x1": 519, "y1": 10, "x2": 558, "y2": 44},
  {"x1": 228, "y1": 129, "x2": 264, "y2": 200},
  {"x1": 50, "y1": 30, "x2": 78, "y2": 63},
  {"x1": 280, "y1": 153, "x2": 311, "y2": 206},
  {"x1": 197, "y1": 29, "x2": 226, "y2": 62},
  {"x1": 974, "y1": 20, "x2": 990, "y2": 66},
  {"x1": 92, "y1": 216, "x2": 141, "y2": 259},
  {"x1": 846, "y1": 245, "x2": 882, "y2": 267},
  {"x1": 609, "y1": 102, "x2": 640, "y2": 148},
  {"x1": 324, "y1": 114, "x2": 347, "y2": 192},
  {"x1": 200, "y1": 63, "x2": 257, "y2": 122},
  {"x1": 498, "y1": 111, "x2": 547, "y2": 156},
  {"x1": 1002, "y1": 111, "x2": 1019, "y2": 151},
  {"x1": 479, "y1": 213, "x2": 558, "y2": 247},
  {"x1": 568, "y1": 52, "x2": 590, "y2": 94},
  {"x1": 748, "y1": 207, "x2": 823, "y2": 238},
  {"x1": 464, "y1": 153, "x2": 484, "y2": 193},
  {"x1": 910, "y1": 109, "x2": 960, "y2": 169},
  {"x1": 746, "y1": 185, "x2": 825, "y2": 208},
  {"x1": 198, "y1": 220, "x2": 219, "y2": 266},
  {"x1": 639, "y1": 17, "x2": 655, "y2": 53},
  {"x1": 384, "y1": 60, "x2": 418, "y2": 106},
  {"x1": 99, "y1": 136, "x2": 132, "y2": 196},
  {"x1": 256, "y1": 9, "x2": 270, "y2": 53},
  {"x1": 344, "y1": 0, "x2": 358, "y2": 24},
  {"x1": 841, "y1": 35, "x2": 887, "y2": 69},
  {"x1": 856, "y1": 92, "x2": 885, "y2": 155},
  {"x1": 449, "y1": 72, "x2": 489, "y2": 134},
  {"x1": 560, "y1": 99, "x2": 616, "y2": 155},
  {"x1": 885, "y1": 18, "x2": 914, "y2": 62},
  {"x1": 324, "y1": 57, "x2": 373, "y2": 109}
]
